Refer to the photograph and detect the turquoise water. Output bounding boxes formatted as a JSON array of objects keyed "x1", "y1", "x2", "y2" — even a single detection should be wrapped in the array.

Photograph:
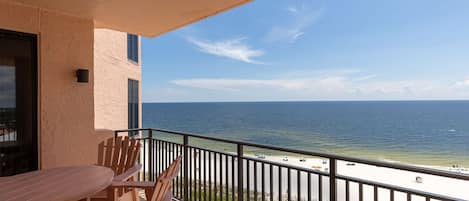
[{"x1": 143, "y1": 101, "x2": 469, "y2": 166}]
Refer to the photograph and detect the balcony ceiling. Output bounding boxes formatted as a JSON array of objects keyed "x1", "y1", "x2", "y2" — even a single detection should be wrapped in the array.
[{"x1": 4, "y1": 0, "x2": 251, "y2": 37}]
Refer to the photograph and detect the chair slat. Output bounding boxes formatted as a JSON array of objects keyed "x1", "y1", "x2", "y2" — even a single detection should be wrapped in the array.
[
  {"x1": 103, "y1": 138, "x2": 114, "y2": 167},
  {"x1": 110, "y1": 136, "x2": 123, "y2": 172},
  {"x1": 126, "y1": 139, "x2": 140, "y2": 170},
  {"x1": 151, "y1": 181, "x2": 163, "y2": 201},
  {"x1": 132, "y1": 141, "x2": 141, "y2": 166},
  {"x1": 117, "y1": 137, "x2": 130, "y2": 176},
  {"x1": 97, "y1": 141, "x2": 104, "y2": 166},
  {"x1": 125, "y1": 139, "x2": 136, "y2": 169}
]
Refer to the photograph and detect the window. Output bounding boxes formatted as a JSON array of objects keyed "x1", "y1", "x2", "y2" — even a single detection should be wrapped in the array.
[
  {"x1": 128, "y1": 79, "x2": 139, "y2": 133},
  {"x1": 127, "y1": 34, "x2": 139, "y2": 63}
]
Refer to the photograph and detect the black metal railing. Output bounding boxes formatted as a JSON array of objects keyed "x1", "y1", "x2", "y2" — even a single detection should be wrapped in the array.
[
  {"x1": 115, "y1": 128, "x2": 469, "y2": 201},
  {"x1": 0, "y1": 122, "x2": 16, "y2": 142},
  {"x1": 0, "y1": 107, "x2": 16, "y2": 142}
]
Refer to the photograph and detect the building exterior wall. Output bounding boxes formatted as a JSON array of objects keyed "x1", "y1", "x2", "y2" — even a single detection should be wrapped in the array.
[
  {"x1": 0, "y1": 2, "x2": 129, "y2": 169},
  {"x1": 94, "y1": 29, "x2": 142, "y2": 131}
]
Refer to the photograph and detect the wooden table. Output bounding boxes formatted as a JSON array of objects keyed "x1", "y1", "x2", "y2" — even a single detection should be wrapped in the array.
[{"x1": 0, "y1": 165, "x2": 114, "y2": 201}]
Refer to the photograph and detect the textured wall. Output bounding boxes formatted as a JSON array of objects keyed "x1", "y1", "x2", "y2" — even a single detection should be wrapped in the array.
[
  {"x1": 0, "y1": 2, "x2": 113, "y2": 169},
  {"x1": 94, "y1": 28, "x2": 142, "y2": 130}
]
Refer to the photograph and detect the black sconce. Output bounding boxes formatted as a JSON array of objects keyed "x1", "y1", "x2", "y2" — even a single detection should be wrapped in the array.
[{"x1": 76, "y1": 69, "x2": 89, "y2": 83}]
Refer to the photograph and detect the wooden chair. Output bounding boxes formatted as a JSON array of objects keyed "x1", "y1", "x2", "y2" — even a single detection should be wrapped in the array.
[
  {"x1": 109, "y1": 156, "x2": 182, "y2": 201},
  {"x1": 90, "y1": 136, "x2": 142, "y2": 201}
]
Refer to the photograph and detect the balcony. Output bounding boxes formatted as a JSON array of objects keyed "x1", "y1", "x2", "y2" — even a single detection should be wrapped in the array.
[{"x1": 115, "y1": 128, "x2": 469, "y2": 201}]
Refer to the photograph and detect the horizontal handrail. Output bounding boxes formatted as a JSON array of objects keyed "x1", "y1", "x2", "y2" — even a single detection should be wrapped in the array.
[{"x1": 116, "y1": 127, "x2": 469, "y2": 181}]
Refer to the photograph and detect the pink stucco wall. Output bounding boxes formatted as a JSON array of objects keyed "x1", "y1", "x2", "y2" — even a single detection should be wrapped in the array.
[
  {"x1": 0, "y1": 2, "x2": 117, "y2": 169},
  {"x1": 94, "y1": 29, "x2": 142, "y2": 130}
]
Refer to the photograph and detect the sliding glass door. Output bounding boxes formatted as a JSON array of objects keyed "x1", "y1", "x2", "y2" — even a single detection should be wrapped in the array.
[{"x1": 0, "y1": 29, "x2": 37, "y2": 176}]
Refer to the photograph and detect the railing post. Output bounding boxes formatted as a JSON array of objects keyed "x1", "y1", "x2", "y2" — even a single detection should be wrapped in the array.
[
  {"x1": 183, "y1": 135, "x2": 189, "y2": 201},
  {"x1": 114, "y1": 130, "x2": 119, "y2": 138},
  {"x1": 148, "y1": 129, "x2": 153, "y2": 181},
  {"x1": 330, "y1": 158, "x2": 337, "y2": 201},
  {"x1": 237, "y1": 144, "x2": 244, "y2": 201}
]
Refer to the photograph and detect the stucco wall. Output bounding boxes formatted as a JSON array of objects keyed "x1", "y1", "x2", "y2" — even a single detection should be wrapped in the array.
[
  {"x1": 0, "y1": 2, "x2": 113, "y2": 169},
  {"x1": 94, "y1": 29, "x2": 142, "y2": 130}
]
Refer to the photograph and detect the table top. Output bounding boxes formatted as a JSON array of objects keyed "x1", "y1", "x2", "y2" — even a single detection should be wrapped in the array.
[{"x1": 0, "y1": 165, "x2": 114, "y2": 201}]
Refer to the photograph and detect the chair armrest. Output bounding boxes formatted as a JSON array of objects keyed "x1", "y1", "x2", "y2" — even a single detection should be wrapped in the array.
[
  {"x1": 113, "y1": 163, "x2": 142, "y2": 182},
  {"x1": 111, "y1": 181, "x2": 154, "y2": 189}
]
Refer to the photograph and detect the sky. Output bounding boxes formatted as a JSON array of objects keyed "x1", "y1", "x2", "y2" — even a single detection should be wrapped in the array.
[{"x1": 141, "y1": 0, "x2": 469, "y2": 103}]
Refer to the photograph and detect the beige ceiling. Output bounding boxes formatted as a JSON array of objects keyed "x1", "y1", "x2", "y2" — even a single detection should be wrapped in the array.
[{"x1": 5, "y1": 0, "x2": 251, "y2": 37}]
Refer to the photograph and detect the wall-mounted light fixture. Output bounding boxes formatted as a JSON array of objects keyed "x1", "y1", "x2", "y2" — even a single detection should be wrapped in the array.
[{"x1": 76, "y1": 69, "x2": 89, "y2": 83}]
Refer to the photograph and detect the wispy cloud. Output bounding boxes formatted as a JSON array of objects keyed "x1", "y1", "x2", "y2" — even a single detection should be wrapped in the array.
[
  {"x1": 171, "y1": 69, "x2": 361, "y2": 92},
  {"x1": 168, "y1": 71, "x2": 469, "y2": 101},
  {"x1": 264, "y1": 5, "x2": 323, "y2": 43},
  {"x1": 353, "y1": 74, "x2": 377, "y2": 81},
  {"x1": 453, "y1": 77, "x2": 469, "y2": 90},
  {"x1": 187, "y1": 37, "x2": 264, "y2": 64},
  {"x1": 287, "y1": 7, "x2": 299, "y2": 13},
  {"x1": 171, "y1": 77, "x2": 347, "y2": 92}
]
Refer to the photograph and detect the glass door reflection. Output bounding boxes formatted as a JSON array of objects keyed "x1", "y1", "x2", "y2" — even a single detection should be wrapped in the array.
[{"x1": 0, "y1": 63, "x2": 17, "y2": 142}]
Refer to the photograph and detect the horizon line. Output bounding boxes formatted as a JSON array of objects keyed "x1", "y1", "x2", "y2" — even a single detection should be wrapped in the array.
[{"x1": 142, "y1": 99, "x2": 469, "y2": 104}]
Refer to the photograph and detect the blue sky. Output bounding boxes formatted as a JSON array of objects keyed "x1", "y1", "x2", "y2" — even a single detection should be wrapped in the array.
[{"x1": 142, "y1": 0, "x2": 469, "y2": 102}]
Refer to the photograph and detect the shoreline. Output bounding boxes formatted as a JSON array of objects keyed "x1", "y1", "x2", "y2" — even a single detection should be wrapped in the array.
[{"x1": 147, "y1": 134, "x2": 469, "y2": 168}]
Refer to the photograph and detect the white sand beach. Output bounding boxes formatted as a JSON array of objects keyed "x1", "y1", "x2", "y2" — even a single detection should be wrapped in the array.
[
  {"x1": 142, "y1": 147, "x2": 469, "y2": 201},
  {"x1": 262, "y1": 155, "x2": 469, "y2": 201}
]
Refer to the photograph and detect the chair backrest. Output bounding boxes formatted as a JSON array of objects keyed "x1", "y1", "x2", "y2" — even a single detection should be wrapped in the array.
[
  {"x1": 97, "y1": 136, "x2": 141, "y2": 176},
  {"x1": 150, "y1": 156, "x2": 182, "y2": 201}
]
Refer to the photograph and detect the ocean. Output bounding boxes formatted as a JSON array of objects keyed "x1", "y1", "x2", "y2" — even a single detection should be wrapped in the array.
[{"x1": 142, "y1": 101, "x2": 469, "y2": 167}]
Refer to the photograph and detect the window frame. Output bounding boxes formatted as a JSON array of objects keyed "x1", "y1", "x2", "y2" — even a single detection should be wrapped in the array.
[
  {"x1": 128, "y1": 79, "x2": 139, "y2": 133},
  {"x1": 127, "y1": 34, "x2": 139, "y2": 63}
]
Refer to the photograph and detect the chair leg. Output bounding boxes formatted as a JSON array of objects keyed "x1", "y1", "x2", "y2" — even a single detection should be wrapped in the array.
[
  {"x1": 144, "y1": 189, "x2": 153, "y2": 201},
  {"x1": 131, "y1": 189, "x2": 138, "y2": 201},
  {"x1": 107, "y1": 188, "x2": 117, "y2": 201},
  {"x1": 128, "y1": 175, "x2": 138, "y2": 201}
]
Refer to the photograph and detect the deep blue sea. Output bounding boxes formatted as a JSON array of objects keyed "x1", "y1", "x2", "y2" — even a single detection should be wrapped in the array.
[{"x1": 143, "y1": 101, "x2": 469, "y2": 166}]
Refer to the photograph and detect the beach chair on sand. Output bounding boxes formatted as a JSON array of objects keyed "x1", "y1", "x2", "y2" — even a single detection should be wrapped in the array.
[
  {"x1": 89, "y1": 136, "x2": 142, "y2": 201},
  {"x1": 108, "y1": 156, "x2": 182, "y2": 201}
]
